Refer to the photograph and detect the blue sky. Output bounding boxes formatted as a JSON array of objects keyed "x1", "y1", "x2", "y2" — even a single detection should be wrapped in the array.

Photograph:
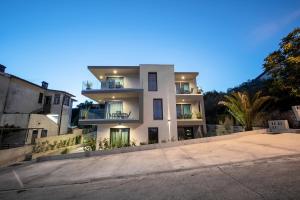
[{"x1": 1, "y1": 0, "x2": 300, "y2": 105}]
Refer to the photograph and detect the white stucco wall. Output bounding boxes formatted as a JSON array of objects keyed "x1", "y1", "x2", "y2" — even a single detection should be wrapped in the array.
[
  {"x1": 96, "y1": 65, "x2": 178, "y2": 145},
  {"x1": 123, "y1": 98, "x2": 139, "y2": 120},
  {"x1": 124, "y1": 74, "x2": 140, "y2": 88}
]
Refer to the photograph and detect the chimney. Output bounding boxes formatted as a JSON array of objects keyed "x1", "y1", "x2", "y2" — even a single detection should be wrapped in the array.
[
  {"x1": 41, "y1": 81, "x2": 48, "y2": 89},
  {"x1": 0, "y1": 64, "x2": 6, "y2": 73}
]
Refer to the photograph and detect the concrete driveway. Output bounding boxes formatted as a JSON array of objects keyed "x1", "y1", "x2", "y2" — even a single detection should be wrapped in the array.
[{"x1": 0, "y1": 133, "x2": 299, "y2": 199}]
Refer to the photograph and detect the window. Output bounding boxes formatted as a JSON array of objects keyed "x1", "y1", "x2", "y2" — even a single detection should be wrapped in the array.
[
  {"x1": 54, "y1": 94, "x2": 60, "y2": 104},
  {"x1": 148, "y1": 127, "x2": 158, "y2": 144},
  {"x1": 38, "y1": 93, "x2": 43, "y2": 104},
  {"x1": 110, "y1": 128, "x2": 130, "y2": 147},
  {"x1": 176, "y1": 104, "x2": 191, "y2": 119},
  {"x1": 64, "y1": 96, "x2": 70, "y2": 106},
  {"x1": 153, "y1": 99, "x2": 163, "y2": 120},
  {"x1": 41, "y1": 130, "x2": 48, "y2": 138},
  {"x1": 106, "y1": 101, "x2": 123, "y2": 118},
  {"x1": 148, "y1": 72, "x2": 157, "y2": 91},
  {"x1": 106, "y1": 77, "x2": 124, "y2": 88},
  {"x1": 175, "y1": 82, "x2": 190, "y2": 94}
]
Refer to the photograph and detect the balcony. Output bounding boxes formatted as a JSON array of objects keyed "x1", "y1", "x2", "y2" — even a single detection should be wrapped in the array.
[
  {"x1": 78, "y1": 99, "x2": 143, "y2": 125},
  {"x1": 176, "y1": 103, "x2": 204, "y2": 126},
  {"x1": 176, "y1": 86, "x2": 202, "y2": 94}
]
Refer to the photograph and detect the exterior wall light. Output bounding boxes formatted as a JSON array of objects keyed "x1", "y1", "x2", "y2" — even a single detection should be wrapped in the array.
[{"x1": 113, "y1": 70, "x2": 117, "y2": 74}]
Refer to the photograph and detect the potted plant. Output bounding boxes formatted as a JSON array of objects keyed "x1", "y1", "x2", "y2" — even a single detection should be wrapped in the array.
[
  {"x1": 197, "y1": 87, "x2": 203, "y2": 94},
  {"x1": 84, "y1": 81, "x2": 93, "y2": 90},
  {"x1": 195, "y1": 112, "x2": 202, "y2": 119}
]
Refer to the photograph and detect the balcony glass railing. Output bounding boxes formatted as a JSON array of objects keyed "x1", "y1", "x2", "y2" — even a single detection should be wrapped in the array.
[
  {"x1": 80, "y1": 109, "x2": 138, "y2": 120},
  {"x1": 177, "y1": 112, "x2": 202, "y2": 119},
  {"x1": 82, "y1": 80, "x2": 128, "y2": 90},
  {"x1": 176, "y1": 87, "x2": 202, "y2": 94}
]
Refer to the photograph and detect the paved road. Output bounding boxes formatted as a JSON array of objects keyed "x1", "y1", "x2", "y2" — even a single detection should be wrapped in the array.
[
  {"x1": 1, "y1": 155, "x2": 300, "y2": 200},
  {"x1": 0, "y1": 133, "x2": 299, "y2": 199}
]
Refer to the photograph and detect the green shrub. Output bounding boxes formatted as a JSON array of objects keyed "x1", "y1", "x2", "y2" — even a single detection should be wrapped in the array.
[{"x1": 83, "y1": 137, "x2": 96, "y2": 151}]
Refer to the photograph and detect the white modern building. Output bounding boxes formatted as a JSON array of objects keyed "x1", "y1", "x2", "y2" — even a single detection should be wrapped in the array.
[{"x1": 79, "y1": 64, "x2": 206, "y2": 146}]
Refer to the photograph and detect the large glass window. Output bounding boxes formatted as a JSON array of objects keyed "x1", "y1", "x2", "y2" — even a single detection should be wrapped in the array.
[
  {"x1": 106, "y1": 101, "x2": 123, "y2": 118},
  {"x1": 176, "y1": 104, "x2": 192, "y2": 119},
  {"x1": 153, "y1": 99, "x2": 163, "y2": 120},
  {"x1": 107, "y1": 77, "x2": 124, "y2": 88},
  {"x1": 182, "y1": 82, "x2": 190, "y2": 93},
  {"x1": 110, "y1": 128, "x2": 130, "y2": 147},
  {"x1": 148, "y1": 72, "x2": 157, "y2": 91},
  {"x1": 182, "y1": 104, "x2": 191, "y2": 115}
]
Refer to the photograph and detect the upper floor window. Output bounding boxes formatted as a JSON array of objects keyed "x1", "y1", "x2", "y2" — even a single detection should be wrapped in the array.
[
  {"x1": 153, "y1": 99, "x2": 163, "y2": 120},
  {"x1": 176, "y1": 104, "x2": 191, "y2": 119},
  {"x1": 106, "y1": 77, "x2": 124, "y2": 89},
  {"x1": 148, "y1": 72, "x2": 157, "y2": 91},
  {"x1": 176, "y1": 82, "x2": 190, "y2": 94},
  {"x1": 38, "y1": 93, "x2": 43, "y2": 104},
  {"x1": 64, "y1": 96, "x2": 70, "y2": 106},
  {"x1": 54, "y1": 94, "x2": 60, "y2": 104}
]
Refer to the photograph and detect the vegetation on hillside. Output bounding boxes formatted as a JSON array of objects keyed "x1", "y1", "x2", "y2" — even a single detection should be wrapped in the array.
[
  {"x1": 204, "y1": 27, "x2": 300, "y2": 128},
  {"x1": 218, "y1": 91, "x2": 272, "y2": 131}
]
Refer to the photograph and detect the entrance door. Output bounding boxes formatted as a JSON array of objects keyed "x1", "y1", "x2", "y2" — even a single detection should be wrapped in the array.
[
  {"x1": 110, "y1": 128, "x2": 130, "y2": 147},
  {"x1": 31, "y1": 130, "x2": 38, "y2": 144},
  {"x1": 148, "y1": 127, "x2": 158, "y2": 144},
  {"x1": 178, "y1": 127, "x2": 194, "y2": 140}
]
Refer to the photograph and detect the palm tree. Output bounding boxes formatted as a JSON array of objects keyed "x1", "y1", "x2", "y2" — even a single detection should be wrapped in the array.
[{"x1": 218, "y1": 91, "x2": 272, "y2": 131}]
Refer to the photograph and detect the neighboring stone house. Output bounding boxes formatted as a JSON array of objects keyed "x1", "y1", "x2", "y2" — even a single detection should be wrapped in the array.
[
  {"x1": 79, "y1": 64, "x2": 206, "y2": 146},
  {"x1": 0, "y1": 65, "x2": 76, "y2": 146}
]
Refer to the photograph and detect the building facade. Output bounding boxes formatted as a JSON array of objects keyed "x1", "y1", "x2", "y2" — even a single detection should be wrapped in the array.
[
  {"x1": 0, "y1": 65, "x2": 76, "y2": 146},
  {"x1": 80, "y1": 64, "x2": 206, "y2": 146}
]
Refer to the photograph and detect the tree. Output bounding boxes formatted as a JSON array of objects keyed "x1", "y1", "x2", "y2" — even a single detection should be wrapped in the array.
[
  {"x1": 204, "y1": 91, "x2": 227, "y2": 124},
  {"x1": 218, "y1": 91, "x2": 272, "y2": 131},
  {"x1": 263, "y1": 27, "x2": 300, "y2": 97}
]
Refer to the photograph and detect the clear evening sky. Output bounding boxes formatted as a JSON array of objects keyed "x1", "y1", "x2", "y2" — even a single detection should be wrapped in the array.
[{"x1": 1, "y1": 0, "x2": 300, "y2": 105}]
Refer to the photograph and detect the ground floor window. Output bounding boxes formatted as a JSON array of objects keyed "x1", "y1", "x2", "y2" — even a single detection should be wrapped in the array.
[
  {"x1": 178, "y1": 127, "x2": 194, "y2": 140},
  {"x1": 41, "y1": 130, "x2": 48, "y2": 138},
  {"x1": 110, "y1": 128, "x2": 130, "y2": 147},
  {"x1": 148, "y1": 127, "x2": 159, "y2": 144}
]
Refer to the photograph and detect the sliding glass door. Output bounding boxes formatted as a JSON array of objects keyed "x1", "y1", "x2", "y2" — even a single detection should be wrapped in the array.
[
  {"x1": 110, "y1": 128, "x2": 130, "y2": 147},
  {"x1": 107, "y1": 77, "x2": 124, "y2": 88},
  {"x1": 106, "y1": 101, "x2": 123, "y2": 118},
  {"x1": 176, "y1": 104, "x2": 192, "y2": 118}
]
